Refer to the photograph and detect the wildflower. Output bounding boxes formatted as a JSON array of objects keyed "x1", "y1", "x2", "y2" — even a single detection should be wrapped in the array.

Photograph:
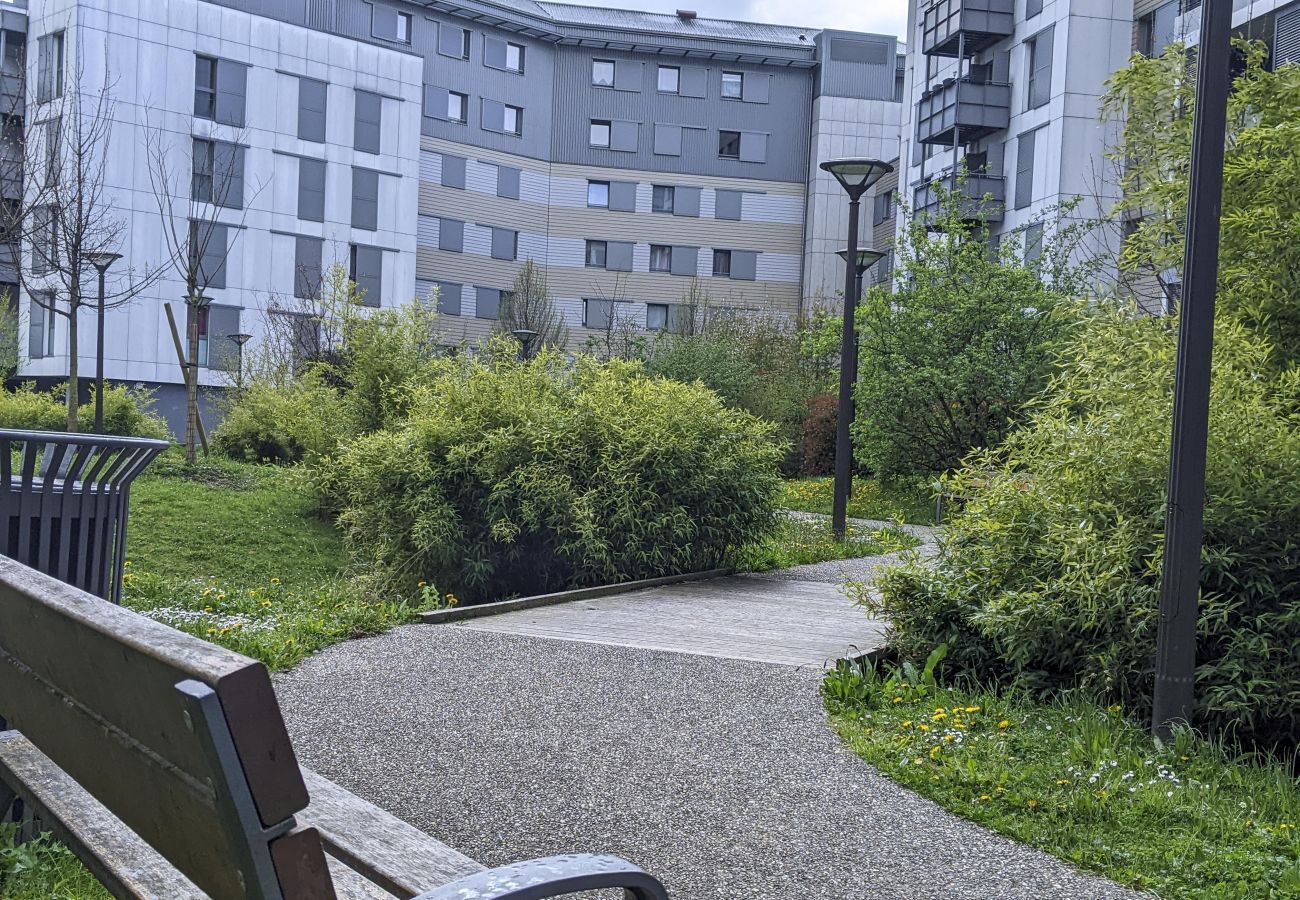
[
  {"x1": 418, "y1": 581, "x2": 428, "y2": 588},
  {"x1": 929, "y1": 746, "x2": 942, "y2": 759},
  {"x1": 1027, "y1": 799, "x2": 1039, "y2": 809},
  {"x1": 1108, "y1": 704, "x2": 1122, "y2": 713},
  {"x1": 932, "y1": 711, "x2": 947, "y2": 721},
  {"x1": 943, "y1": 734, "x2": 956, "y2": 743},
  {"x1": 918, "y1": 724, "x2": 931, "y2": 733},
  {"x1": 965, "y1": 706, "x2": 981, "y2": 713},
  {"x1": 902, "y1": 721, "x2": 913, "y2": 728},
  {"x1": 913, "y1": 758, "x2": 924, "y2": 766},
  {"x1": 271, "y1": 577, "x2": 282, "y2": 585},
  {"x1": 979, "y1": 794, "x2": 992, "y2": 802},
  {"x1": 1056, "y1": 779, "x2": 1070, "y2": 786},
  {"x1": 893, "y1": 696, "x2": 904, "y2": 704},
  {"x1": 998, "y1": 720, "x2": 1010, "y2": 729}
]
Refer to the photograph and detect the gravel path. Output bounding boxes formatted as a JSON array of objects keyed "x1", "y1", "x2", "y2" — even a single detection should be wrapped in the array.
[
  {"x1": 276, "y1": 625, "x2": 1139, "y2": 900},
  {"x1": 770, "y1": 511, "x2": 940, "y2": 584}
]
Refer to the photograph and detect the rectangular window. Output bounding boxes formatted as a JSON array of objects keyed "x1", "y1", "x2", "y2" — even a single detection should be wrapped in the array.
[
  {"x1": 37, "y1": 32, "x2": 64, "y2": 104},
  {"x1": 873, "y1": 191, "x2": 894, "y2": 226},
  {"x1": 490, "y1": 227, "x2": 517, "y2": 261},
  {"x1": 42, "y1": 118, "x2": 59, "y2": 187},
  {"x1": 1025, "y1": 222, "x2": 1044, "y2": 263},
  {"x1": 590, "y1": 119, "x2": 611, "y2": 148},
  {"x1": 657, "y1": 65, "x2": 680, "y2": 93},
  {"x1": 475, "y1": 287, "x2": 502, "y2": 319},
  {"x1": 506, "y1": 42, "x2": 524, "y2": 73},
  {"x1": 592, "y1": 59, "x2": 615, "y2": 86},
  {"x1": 1026, "y1": 27, "x2": 1054, "y2": 109},
  {"x1": 1138, "y1": 1, "x2": 1178, "y2": 56},
  {"x1": 718, "y1": 130, "x2": 741, "y2": 159},
  {"x1": 298, "y1": 77, "x2": 328, "y2": 142},
  {"x1": 195, "y1": 55, "x2": 247, "y2": 126},
  {"x1": 191, "y1": 138, "x2": 214, "y2": 202},
  {"x1": 2, "y1": 31, "x2": 23, "y2": 79},
  {"x1": 191, "y1": 138, "x2": 244, "y2": 209},
  {"x1": 1027, "y1": 0, "x2": 1043, "y2": 17},
  {"x1": 496, "y1": 165, "x2": 520, "y2": 199},
  {"x1": 585, "y1": 239, "x2": 607, "y2": 268},
  {"x1": 349, "y1": 244, "x2": 383, "y2": 306},
  {"x1": 584, "y1": 299, "x2": 614, "y2": 330},
  {"x1": 435, "y1": 281, "x2": 462, "y2": 316},
  {"x1": 31, "y1": 206, "x2": 54, "y2": 275},
  {"x1": 188, "y1": 220, "x2": 228, "y2": 291},
  {"x1": 294, "y1": 235, "x2": 323, "y2": 299},
  {"x1": 354, "y1": 90, "x2": 382, "y2": 153},
  {"x1": 351, "y1": 168, "x2": 379, "y2": 231},
  {"x1": 649, "y1": 244, "x2": 671, "y2": 272},
  {"x1": 194, "y1": 55, "x2": 217, "y2": 119},
  {"x1": 298, "y1": 158, "x2": 326, "y2": 222},
  {"x1": 199, "y1": 304, "x2": 242, "y2": 370},
  {"x1": 438, "y1": 218, "x2": 464, "y2": 252},
  {"x1": 371, "y1": 6, "x2": 412, "y2": 43},
  {"x1": 712, "y1": 249, "x2": 731, "y2": 278},
  {"x1": 28, "y1": 294, "x2": 54, "y2": 359},
  {"x1": 447, "y1": 91, "x2": 467, "y2": 123},
  {"x1": 502, "y1": 104, "x2": 522, "y2": 136},
  {"x1": 439, "y1": 25, "x2": 471, "y2": 59},
  {"x1": 1015, "y1": 127, "x2": 1039, "y2": 210},
  {"x1": 721, "y1": 71, "x2": 743, "y2": 99},
  {"x1": 646, "y1": 303, "x2": 667, "y2": 332},
  {"x1": 441, "y1": 153, "x2": 466, "y2": 189},
  {"x1": 651, "y1": 185, "x2": 674, "y2": 214},
  {"x1": 587, "y1": 181, "x2": 609, "y2": 207}
]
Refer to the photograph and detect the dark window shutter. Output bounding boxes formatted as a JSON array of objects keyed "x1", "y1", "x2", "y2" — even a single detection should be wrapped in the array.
[
  {"x1": 441, "y1": 153, "x2": 466, "y2": 189},
  {"x1": 351, "y1": 168, "x2": 379, "y2": 231},
  {"x1": 606, "y1": 241, "x2": 634, "y2": 272},
  {"x1": 1029, "y1": 26, "x2": 1053, "y2": 108},
  {"x1": 294, "y1": 236, "x2": 322, "y2": 299},
  {"x1": 213, "y1": 142, "x2": 244, "y2": 210},
  {"x1": 608, "y1": 181, "x2": 637, "y2": 212},
  {"x1": 730, "y1": 250, "x2": 758, "y2": 281},
  {"x1": 742, "y1": 73, "x2": 770, "y2": 103},
  {"x1": 352, "y1": 245, "x2": 383, "y2": 306},
  {"x1": 298, "y1": 77, "x2": 327, "y2": 142},
  {"x1": 654, "y1": 124, "x2": 682, "y2": 156},
  {"x1": 739, "y1": 132, "x2": 767, "y2": 162},
  {"x1": 670, "y1": 245, "x2": 698, "y2": 276},
  {"x1": 714, "y1": 190, "x2": 743, "y2": 220},
  {"x1": 1015, "y1": 128, "x2": 1037, "y2": 209},
  {"x1": 436, "y1": 282, "x2": 462, "y2": 315},
  {"x1": 298, "y1": 158, "x2": 326, "y2": 222},
  {"x1": 613, "y1": 61, "x2": 641, "y2": 92},
  {"x1": 490, "y1": 227, "x2": 517, "y2": 260},
  {"x1": 354, "y1": 90, "x2": 382, "y2": 153},
  {"x1": 497, "y1": 165, "x2": 520, "y2": 199},
  {"x1": 674, "y1": 187, "x2": 701, "y2": 217},
  {"x1": 438, "y1": 218, "x2": 464, "y2": 252},
  {"x1": 679, "y1": 66, "x2": 707, "y2": 98},
  {"x1": 610, "y1": 120, "x2": 638, "y2": 151},
  {"x1": 423, "y1": 84, "x2": 449, "y2": 121},
  {"x1": 484, "y1": 37, "x2": 507, "y2": 69},
  {"x1": 438, "y1": 25, "x2": 468, "y2": 58},
  {"x1": 475, "y1": 287, "x2": 500, "y2": 319},
  {"x1": 215, "y1": 61, "x2": 247, "y2": 127},
  {"x1": 206, "y1": 304, "x2": 242, "y2": 370},
  {"x1": 481, "y1": 98, "x2": 504, "y2": 133}
]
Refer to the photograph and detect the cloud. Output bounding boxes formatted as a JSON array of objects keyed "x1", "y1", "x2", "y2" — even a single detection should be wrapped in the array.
[{"x1": 743, "y1": 0, "x2": 908, "y2": 38}]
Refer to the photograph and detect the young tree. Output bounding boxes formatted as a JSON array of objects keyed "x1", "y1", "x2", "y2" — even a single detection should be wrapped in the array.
[
  {"x1": 852, "y1": 180, "x2": 1086, "y2": 476},
  {"x1": 497, "y1": 260, "x2": 567, "y2": 352},
  {"x1": 4, "y1": 56, "x2": 162, "y2": 430}
]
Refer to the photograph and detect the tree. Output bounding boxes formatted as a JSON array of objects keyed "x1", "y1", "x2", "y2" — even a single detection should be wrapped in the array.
[
  {"x1": 1104, "y1": 40, "x2": 1300, "y2": 366},
  {"x1": 581, "y1": 271, "x2": 644, "y2": 361},
  {"x1": 851, "y1": 180, "x2": 1085, "y2": 476},
  {"x1": 497, "y1": 261, "x2": 567, "y2": 352},
  {"x1": 3, "y1": 55, "x2": 162, "y2": 429},
  {"x1": 145, "y1": 106, "x2": 263, "y2": 461}
]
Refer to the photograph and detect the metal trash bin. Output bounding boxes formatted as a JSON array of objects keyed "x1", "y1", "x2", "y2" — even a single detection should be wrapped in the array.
[{"x1": 0, "y1": 429, "x2": 169, "y2": 604}]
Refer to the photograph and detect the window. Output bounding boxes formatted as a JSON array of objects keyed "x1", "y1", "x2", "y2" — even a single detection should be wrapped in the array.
[
  {"x1": 294, "y1": 236, "x2": 323, "y2": 299},
  {"x1": 298, "y1": 158, "x2": 326, "y2": 222},
  {"x1": 396, "y1": 11, "x2": 412, "y2": 42},
  {"x1": 351, "y1": 168, "x2": 379, "y2": 231},
  {"x1": 715, "y1": 190, "x2": 743, "y2": 220},
  {"x1": 649, "y1": 244, "x2": 671, "y2": 272},
  {"x1": 42, "y1": 117, "x2": 59, "y2": 188},
  {"x1": 191, "y1": 138, "x2": 244, "y2": 209},
  {"x1": 1024, "y1": 222, "x2": 1044, "y2": 263},
  {"x1": 718, "y1": 130, "x2": 741, "y2": 159},
  {"x1": 438, "y1": 218, "x2": 464, "y2": 252},
  {"x1": 354, "y1": 90, "x2": 382, "y2": 153},
  {"x1": 1026, "y1": 27, "x2": 1054, "y2": 109},
  {"x1": 298, "y1": 77, "x2": 328, "y2": 142},
  {"x1": 188, "y1": 220, "x2": 228, "y2": 290},
  {"x1": 592, "y1": 59, "x2": 615, "y2": 86},
  {"x1": 590, "y1": 119, "x2": 611, "y2": 148},
  {"x1": 484, "y1": 37, "x2": 525, "y2": 73},
  {"x1": 441, "y1": 154, "x2": 466, "y2": 188},
  {"x1": 584, "y1": 299, "x2": 614, "y2": 329},
  {"x1": 651, "y1": 186, "x2": 674, "y2": 214},
  {"x1": 435, "y1": 281, "x2": 462, "y2": 316},
  {"x1": 502, "y1": 104, "x2": 522, "y2": 136},
  {"x1": 721, "y1": 71, "x2": 743, "y2": 99},
  {"x1": 587, "y1": 181, "x2": 609, "y2": 207},
  {"x1": 585, "y1": 240, "x2": 607, "y2": 268},
  {"x1": 496, "y1": 165, "x2": 520, "y2": 199},
  {"x1": 646, "y1": 303, "x2": 668, "y2": 332},
  {"x1": 475, "y1": 286, "x2": 503, "y2": 319},
  {"x1": 506, "y1": 42, "x2": 524, "y2": 73},
  {"x1": 1015, "y1": 127, "x2": 1040, "y2": 209},
  {"x1": 31, "y1": 206, "x2": 55, "y2": 275},
  {"x1": 28, "y1": 294, "x2": 54, "y2": 359},
  {"x1": 447, "y1": 91, "x2": 467, "y2": 123},
  {"x1": 490, "y1": 227, "x2": 517, "y2": 261},
  {"x1": 2, "y1": 30, "x2": 23, "y2": 79},
  {"x1": 36, "y1": 32, "x2": 64, "y2": 103},
  {"x1": 873, "y1": 191, "x2": 895, "y2": 226},
  {"x1": 439, "y1": 25, "x2": 471, "y2": 59},
  {"x1": 198, "y1": 304, "x2": 241, "y2": 370},
  {"x1": 712, "y1": 249, "x2": 731, "y2": 278},
  {"x1": 349, "y1": 244, "x2": 383, "y2": 306},
  {"x1": 372, "y1": 6, "x2": 412, "y2": 43},
  {"x1": 194, "y1": 55, "x2": 246, "y2": 126},
  {"x1": 1138, "y1": 0, "x2": 1178, "y2": 56},
  {"x1": 657, "y1": 66, "x2": 680, "y2": 93},
  {"x1": 1027, "y1": 0, "x2": 1043, "y2": 17}
]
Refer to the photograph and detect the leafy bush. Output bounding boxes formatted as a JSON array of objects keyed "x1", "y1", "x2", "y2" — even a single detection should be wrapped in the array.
[
  {"x1": 0, "y1": 383, "x2": 170, "y2": 439},
  {"x1": 866, "y1": 307, "x2": 1300, "y2": 746},
  {"x1": 326, "y1": 351, "x2": 783, "y2": 603},
  {"x1": 213, "y1": 376, "x2": 341, "y2": 464}
]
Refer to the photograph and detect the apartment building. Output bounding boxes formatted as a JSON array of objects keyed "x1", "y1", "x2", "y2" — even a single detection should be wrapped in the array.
[
  {"x1": 7, "y1": 0, "x2": 904, "y2": 430},
  {"x1": 897, "y1": 0, "x2": 1300, "y2": 272}
]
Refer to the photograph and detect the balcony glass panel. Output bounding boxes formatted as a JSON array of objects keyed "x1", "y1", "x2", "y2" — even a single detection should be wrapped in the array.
[{"x1": 922, "y1": 0, "x2": 1015, "y2": 57}]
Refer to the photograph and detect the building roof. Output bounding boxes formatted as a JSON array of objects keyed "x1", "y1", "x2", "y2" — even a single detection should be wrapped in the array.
[{"x1": 534, "y1": 2, "x2": 819, "y2": 47}]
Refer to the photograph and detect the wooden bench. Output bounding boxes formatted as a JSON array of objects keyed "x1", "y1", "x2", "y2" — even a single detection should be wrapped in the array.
[{"x1": 0, "y1": 556, "x2": 668, "y2": 899}]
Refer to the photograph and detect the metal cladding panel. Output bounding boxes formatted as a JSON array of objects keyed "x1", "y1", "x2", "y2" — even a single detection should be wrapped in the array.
[
  {"x1": 815, "y1": 30, "x2": 899, "y2": 101},
  {"x1": 550, "y1": 45, "x2": 812, "y2": 182}
]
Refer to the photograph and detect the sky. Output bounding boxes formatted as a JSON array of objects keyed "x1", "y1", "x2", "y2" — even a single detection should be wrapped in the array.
[{"x1": 560, "y1": 0, "x2": 910, "y2": 43}]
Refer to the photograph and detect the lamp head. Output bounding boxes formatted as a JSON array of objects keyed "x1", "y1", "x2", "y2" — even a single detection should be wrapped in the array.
[
  {"x1": 819, "y1": 158, "x2": 894, "y2": 200},
  {"x1": 228, "y1": 332, "x2": 253, "y2": 347},
  {"x1": 836, "y1": 247, "x2": 887, "y2": 273},
  {"x1": 87, "y1": 251, "x2": 123, "y2": 275}
]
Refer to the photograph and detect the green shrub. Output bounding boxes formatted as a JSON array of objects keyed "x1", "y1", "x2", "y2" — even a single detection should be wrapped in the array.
[
  {"x1": 0, "y1": 383, "x2": 64, "y2": 431},
  {"x1": 0, "y1": 383, "x2": 170, "y2": 439},
  {"x1": 326, "y1": 352, "x2": 783, "y2": 603},
  {"x1": 213, "y1": 376, "x2": 341, "y2": 464},
  {"x1": 866, "y1": 306, "x2": 1300, "y2": 746}
]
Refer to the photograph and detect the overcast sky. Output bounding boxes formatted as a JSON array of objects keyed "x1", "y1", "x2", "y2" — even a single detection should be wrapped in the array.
[{"x1": 563, "y1": 0, "x2": 910, "y2": 44}]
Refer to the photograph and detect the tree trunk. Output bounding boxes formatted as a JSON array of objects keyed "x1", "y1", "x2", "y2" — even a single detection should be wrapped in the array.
[
  {"x1": 66, "y1": 309, "x2": 79, "y2": 432},
  {"x1": 184, "y1": 300, "x2": 200, "y2": 465}
]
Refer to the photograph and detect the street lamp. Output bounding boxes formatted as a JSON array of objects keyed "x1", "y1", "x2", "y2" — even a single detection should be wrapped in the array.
[
  {"x1": 1151, "y1": 0, "x2": 1232, "y2": 738},
  {"x1": 228, "y1": 332, "x2": 252, "y2": 392},
  {"x1": 821, "y1": 158, "x2": 893, "y2": 540},
  {"x1": 87, "y1": 251, "x2": 122, "y2": 434},
  {"x1": 511, "y1": 328, "x2": 538, "y2": 361},
  {"x1": 836, "y1": 247, "x2": 887, "y2": 308}
]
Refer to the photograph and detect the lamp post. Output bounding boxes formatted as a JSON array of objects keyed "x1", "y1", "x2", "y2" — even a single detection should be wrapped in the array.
[
  {"x1": 228, "y1": 332, "x2": 252, "y2": 392},
  {"x1": 86, "y1": 251, "x2": 122, "y2": 434},
  {"x1": 836, "y1": 247, "x2": 887, "y2": 312},
  {"x1": 1151, "y1": 0, "x2": 1232, "y2": 738},
  {"x1": 512, "y1": 328, "x2": 538, "y2": 361},
  {"x1": 820, "y1": 159, "x2": 893, "y2": 540}
]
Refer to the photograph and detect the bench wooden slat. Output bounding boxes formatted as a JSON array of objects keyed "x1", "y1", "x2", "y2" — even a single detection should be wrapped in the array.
[
  {"x1": 327, "y1": 857, "x2": 403, "y2": 900},
  {"x1": 0, "y1": 731, "x2": 208, "y2": 900},
  {"x1": 299, "y1": 768, "x2": 485, "y2": 899}
]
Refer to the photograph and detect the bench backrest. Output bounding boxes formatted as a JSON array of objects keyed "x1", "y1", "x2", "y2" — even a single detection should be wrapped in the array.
[{"x1": 0, "y1": 556, "x2": 335, "y2": 899}]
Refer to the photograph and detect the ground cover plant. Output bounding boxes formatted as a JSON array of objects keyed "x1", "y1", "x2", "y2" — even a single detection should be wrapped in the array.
[
  {"x1": 825, "y1": 654, "x2": 1300, "y2": 899},
  {"x1": 728, "y1": 514, "x2": 917, "y2": 572},
  {"x1": 780, "y1": 476, "x2": 936, "y2": 525}
]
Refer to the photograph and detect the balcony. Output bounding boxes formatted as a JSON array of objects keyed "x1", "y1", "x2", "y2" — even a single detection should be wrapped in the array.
[
  {"x1": 916, "y1": 74, "x2": 1011, "y2": 146},
  {"x1": 922, "y1": 0, "x2": 1015, "y2": 57},
  {"x1": 912, "y1": 173, "x2": 1006, "y2": 225}
]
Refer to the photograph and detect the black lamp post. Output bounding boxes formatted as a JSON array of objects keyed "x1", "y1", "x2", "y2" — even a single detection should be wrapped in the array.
[
  {"x1": 836, "y1": 247, "x2": 887, "y2": 309},
  {"x1": 1151, "y1": 0, "x2": 1232, "y2": 738},
  {"x1": 821, "y1": 159, "x2": 893, "y2": 540},
  {"x1": 87, "y1": 251, "x2": 122, "y2": 434},
  {"x1": 512, "y1": 328, "x2": 538, "y2": 361},
  {"x1": 228, "y1": 332, "x2": 252, "y2": 391}
]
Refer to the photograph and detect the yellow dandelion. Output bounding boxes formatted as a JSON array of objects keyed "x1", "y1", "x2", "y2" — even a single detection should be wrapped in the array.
[
  {"x1": 998, "y1": 719, "x2": 1011, "y2": 729},
  {"x1": 271, "y1": 577, "x2": 282, "y2": 585},
  {"x1": 1027, "y1": 799, "x2": 1039, "y2": 809},
  {"x1": 929, "y1": 746, "x2": 942, "y2": 758},
  {"x1": 965, "y1": 706, "x2": 981, "y2": 713},
  {"x1": 918, "y1": 724, "x2": 931, "y2": 733},
  {"x1": 1056, "y1": 779, "x2": 1070, "y2": 786},
  {"x1": 902, "y1": 720, "x2": 913, "y2": 728},
  {"x1": 893, "y1": 696, "x2": 904, "y2": 704},
  {"x1": 979, "y1": 794, "x2": 992, "y2": 801}
]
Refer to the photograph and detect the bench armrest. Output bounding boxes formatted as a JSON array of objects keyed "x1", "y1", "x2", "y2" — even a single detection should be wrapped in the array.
[{"x1": 412, "y1": 853, "x2": 668, "y2": 900}]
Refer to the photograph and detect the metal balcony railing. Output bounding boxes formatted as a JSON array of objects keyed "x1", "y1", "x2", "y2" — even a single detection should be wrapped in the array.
[
  {"x1": 917, "y1": 76, "x2": 1011, "y2": 146},
  {"x1": 913, "y1": 173, "x2": 1006, "y2": 224},
  {"x1": 922, "y1": 0, "x2": 1015, "y2": 57}
]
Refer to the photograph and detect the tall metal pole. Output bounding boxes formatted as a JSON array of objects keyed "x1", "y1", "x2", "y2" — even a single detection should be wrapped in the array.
[
  {"x1": 832, "y1": 197, "x2": 862, "y2": 540},
  {"x1": 94, "y1": 267, "x2": 106, "y2": 434},
  {"x1": 1151, "y1": 0, "x2": 1232, "y2": 738}
]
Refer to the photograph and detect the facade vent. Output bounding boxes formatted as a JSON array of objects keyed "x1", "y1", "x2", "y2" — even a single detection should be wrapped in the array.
[
  {"x1": 676, "y1": 9, "x2": 697, "y2": 20},
  {"x1": 1277, "y1": 6, "x2": 1300, "y2": 68},
  {"x1": 829, "y1": 37, "x2": 889, "y2": 65}
]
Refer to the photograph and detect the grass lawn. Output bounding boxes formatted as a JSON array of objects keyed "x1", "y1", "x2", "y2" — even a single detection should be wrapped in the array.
[
  {"x1": 730, "y1": 514, "x2": 916, "y2": 572},
  {"x1": 781, "y1": 476, "x2": 937, "y2": 525},
  {"x1": 825, "y1": 659, "x2": 1300, "y2": 899}
]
